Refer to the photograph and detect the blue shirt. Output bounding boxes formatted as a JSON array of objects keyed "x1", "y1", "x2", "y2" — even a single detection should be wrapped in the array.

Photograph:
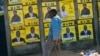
[{"x1": 48, "y1": 15, "x2": 62, "y2": 40}]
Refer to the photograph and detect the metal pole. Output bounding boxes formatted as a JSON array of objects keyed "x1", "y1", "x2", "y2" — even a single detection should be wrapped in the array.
[
  {"x1": 4, "y1": 0, "x2": 12, "y2": 56},
  {"x1": 74, "y1": 0, "x2": 79, "y2": 19},
  {"x1": 37, "y1": 0, "x2": 45, "y2": 56},
  {"x1": 74, "y1": 0, "x2": 79, "y2": 41},
  {"x1": 92, "y1": 0, "x2": 99, "y2": 46}
]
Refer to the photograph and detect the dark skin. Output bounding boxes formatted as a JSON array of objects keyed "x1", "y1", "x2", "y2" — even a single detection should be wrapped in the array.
[
  {"x1": 66, "y1": 28, "x2": 70, "y2": 33},
  {"x1": 16, "y1": 31, "x2": 20, "y2": 38},
  {"x1": 28, "y1": 6, "x2": 33, "y2": 13},
  {"x1": 84, "y1": 25, "x2": 87, "y2": 30},
  {"x1": 30, "y1": 27, "x2": 35, "y2": 33},
  {"x1": 83, "y1": 4, "x2": 87, "y2": 9},
  {"x1": 13, "y1": 11, "x2": 17, "y2": 16}
]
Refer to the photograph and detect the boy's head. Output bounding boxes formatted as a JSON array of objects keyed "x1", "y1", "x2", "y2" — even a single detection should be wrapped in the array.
[{"x1": 48, "y1": 9, "x2": 57, "y2": 18}]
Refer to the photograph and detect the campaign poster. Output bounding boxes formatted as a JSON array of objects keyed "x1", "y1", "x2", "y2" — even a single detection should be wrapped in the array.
[
  {"x1": 42, "y1": 2, "x2": 57, "y2": 20},
  {"x1": 22, "y1": 0, "x2": 38, "y2": 25},
  {"x1": 78, "y1": 0, "x2": 93, "y2": 19},
  {"x1": 25, "y1": 26, "x2": 40, "y2": 43},
  {"x1": 62, "y1": 20, "x2": 76, "y2": 43},
  {"x1": 78, "y1": 19, "x2": 94, "y2": 40},
  {"x1": 43, "y1": 21, "x2": 51, "y2": 40},
  {"x1": 8, "y1": 0, "x2": 22, "y2": 5},
  {"x1": 8, "y1": 5, "x2": 24, "y2": 25},
  {"x1": 0, "y1": 4, "x2": 4, "y2": 15},
  {"x1": 11, "y1": 29, "x2": 26, "y2": 47},
  {"x1": 59, "y1": 0, "x2": 75, "y2": 20}
]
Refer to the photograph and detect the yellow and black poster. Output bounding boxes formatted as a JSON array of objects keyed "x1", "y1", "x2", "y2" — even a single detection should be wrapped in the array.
[
  {"x1": 42, "y1": 2, "x2": 57, "y2": 20},
  {"x1": 11, "y1": 25, "x2": 26, "y2": 46},
  {"x1": 22, "y1": 0, "x2": 38, "y2": 25},
  {"x1": 25, "y1": 26, "x2": 40, "y2": 43},
  {"x1": 78, "y1": 19, "x2": 94, "y2": 40},
  {"x1": 59, "y1": 0, "x2": 75, "y2": 20},
  {"x1": 78, "y1": 0, "x2": 93, "y2": 19},
  {"x1": 8, "y1": 5, "x2": 24, "y2": 25},
  {"x1": 62, "y1": 20, "x2": 76, "y2": 43}
]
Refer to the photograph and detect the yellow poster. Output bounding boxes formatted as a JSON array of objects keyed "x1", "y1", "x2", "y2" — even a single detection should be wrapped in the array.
[
  {"x1": 11, "y1": 30, "x2": 26, "y2": 47},
  {"x1": 22, "y1": 0, "x2": 39, "y2": 25},
  {"x1": 43, "y1": 21, "x2": 51, "y2": 40},
  {"x1": 59, "y1": 0, "x2": 75, "y2": 20},
  {"x1": 8, "y1": 0, "x2": 22, "y2": 5},
  {"x1": 42, "y1": 2, "x2": 57, "y2": 20},
  {"x1": 78, "y1": 19, "x2": 94, "y2": 40},
  {"x1": 8, "y1": 5, "x2": 24, "y2": 25},
  {"x1": 62, "y1": 20, "x2": 76, "y2": 43},
  {"x1": 25, "y1": 26, "x2": 40, "y2": 43},
  {"x1": 78, "y1": 0, "x2": 93, "y2": 19},
  {"x1": 23, "y1": 5, "x2": 38, "y2": 19}
]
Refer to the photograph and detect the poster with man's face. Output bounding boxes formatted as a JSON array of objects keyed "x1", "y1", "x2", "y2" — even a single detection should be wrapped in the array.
[
  {"x1": 59, "y1": 0, "x2": 75, "y2": 20},
  {"x1": 25, "y1": 26, "x2": 40, "y2": 43},
  {"x1": 42, "y1": 2, "x2": 57, "y2": 20},
  {"x1": 78, "y1": 0, "x2": 93, "y2": 19},
  {"x1": 11, "y1": 30, "x2": 26, "y2": 47},
  {"x1": 22, "y1": 0, "x2": 39, "y2": 25},
  {"x1": 8, "y1": 5, "x2": 24, "y2": 25},
  {"x1": 23, "y1": 5, "x2": 38, "y2": 19},
  {"x1": 78, "y1": 19, "x2": 94, "y2": 40},
  {"x1": 61, "y1": 20, "x2": 76, "y2": 43}
]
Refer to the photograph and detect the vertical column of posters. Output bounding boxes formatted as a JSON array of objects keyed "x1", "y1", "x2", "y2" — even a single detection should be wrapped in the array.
[
  {"x1": 42, "y1": 2, "x2": 57, "y2": 20},
  {"x1": 78, "y1": 19, "x2": 94, "y2": 40},
  {"x1": 78, "y1": 0, "x2": 93, "y2": 19},
  {"x1": 8, "y1": 0, "x2": 26, "y2": 46},
  {"x1": 22, "y1": 0, "x2": 40, "y2": 43},
  {"x1": 62, "y1": 20, "x2": 76, "y2": 43},
  {"x1": 59, "y1": 0, "x2": 75, "y2": 20},
  {"x1": 42, "y1": 2, "x2": 57, "y2": 40}
]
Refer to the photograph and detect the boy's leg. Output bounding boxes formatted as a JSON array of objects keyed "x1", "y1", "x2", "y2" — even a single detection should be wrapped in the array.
[
  {"x1": 54, "y1": 40, "x2": 61, "y2": 56},
  {"x1": 44, "y1": 37, "x2": 54, "y2": 56}
]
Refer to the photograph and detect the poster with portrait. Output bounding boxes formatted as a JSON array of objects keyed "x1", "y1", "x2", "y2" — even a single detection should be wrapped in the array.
[
  {"x1": 8, "y1": 0, "x2": 22, "y2": 5},
  {"x1": 8, "y1": 5, "x2": 24, "y2": 25},
  {"x1": 42, "y1": 2, "x2": 57, "y2": 20},
  {"x1": 78, "y1": 19, "x2": 94, "y2": 40},
  {"x1": 59, "y1": 0, "x2": 75, "y2": 20},
  {"x1": 43, "y1": 21, "x2": 51, "y2": 40},
  {"x1": 25, "y1": 26, "x2": 40, "y2": 43},
  {"x1": 78, "y1": 0, "x2": 93, "y2": 19},
  {"x1": 62, "y1": 20, "x2": 76, "y2": 43},
  {"x1": 11, "y1": 29, "x2": 26, "y2": 47},
  {"x1": 22, "y1": 0, "x2": 38, "y2": 25},
  {"x1": 0, "y1": 4, "x2": 4, "y2": 15}
]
